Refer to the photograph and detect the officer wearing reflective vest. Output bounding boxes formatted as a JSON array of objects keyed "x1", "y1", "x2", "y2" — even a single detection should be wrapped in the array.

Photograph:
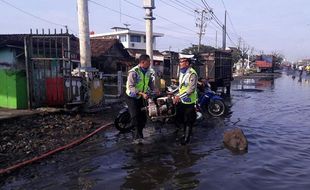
[
  {"x1": 173, "y1": 54, "x2": 198, "y2": 145},
  {"x1": 125, "y1": 54, "x2": 155, "y2": 142}
]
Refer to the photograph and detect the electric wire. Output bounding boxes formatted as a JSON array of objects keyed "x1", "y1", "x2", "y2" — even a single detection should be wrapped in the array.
[
  {"x1": 220, "y1": 0, "x2": 227, "y2": 11},
  {"x1": 184, "y1": 0, "x2": 203, "y2": 8},
  {"x1": 0, "y1": 0, "x2": 75, "y2": 33},
  {"x1": 157, "y1": 0, "x2": 195, "y2": 17},
  {"x1": 171, "y1": 0, "x2": 196, "y2": 12},
  {"x1": 201, "y1": 0, "x2": 240, "y2": 47},
  {"x1": 89, "y1": 0, "x2": 143, "y2": 22},
  {"x1": 92, "y1": 0, "x2": 196, "y2": 45},
  {"x1": 122, "y1": 0, "x2": 197, "y2": 34}
]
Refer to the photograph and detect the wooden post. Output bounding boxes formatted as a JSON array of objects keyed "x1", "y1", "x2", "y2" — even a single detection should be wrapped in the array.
[{"x1": 24, "y1": 37, "x2": 31, "y2": 109}]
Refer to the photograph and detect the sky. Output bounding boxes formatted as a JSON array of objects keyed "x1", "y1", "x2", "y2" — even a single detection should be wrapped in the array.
[{"x1": 0, "y1": 0, "x2": 309, "y2": 62}]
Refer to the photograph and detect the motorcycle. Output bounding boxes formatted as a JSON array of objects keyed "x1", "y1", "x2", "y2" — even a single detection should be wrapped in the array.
[
  {"x1": 114, "y1": 89, "x2": 202, "y2": 133},
  {"x1": 197, "y1": 82, "x2": 226, "y2": 117}
]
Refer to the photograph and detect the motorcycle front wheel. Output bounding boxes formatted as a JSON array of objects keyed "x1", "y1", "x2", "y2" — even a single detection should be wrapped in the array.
[
  {"x1": 207, "y1": 100, "x2": 225, "y2": 117},
  {"x1": 114, "y1": 109, "x2": 133, "y2": 132}
]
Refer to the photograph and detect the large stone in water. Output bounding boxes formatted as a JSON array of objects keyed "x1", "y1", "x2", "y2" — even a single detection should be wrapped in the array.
[{"x1": 223, "y1": 128, "x2": 248, "y2": 151}]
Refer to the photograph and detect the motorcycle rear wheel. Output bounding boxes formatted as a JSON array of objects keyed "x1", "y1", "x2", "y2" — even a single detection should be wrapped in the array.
[
  {"x1": 207, "y1": 100, "x2": 225, "y2": 117},
  {"x1": 114, "y1": 110, "x2": 133, "y2": 132}
]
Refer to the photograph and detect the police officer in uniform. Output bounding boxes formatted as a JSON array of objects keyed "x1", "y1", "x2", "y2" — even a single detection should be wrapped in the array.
[
  {"x1": 174, "y1": 54, "x2": 198, "y2": 145},
  {"x1": 125, "y1": 54, "x2": 155, "y2": 143}
]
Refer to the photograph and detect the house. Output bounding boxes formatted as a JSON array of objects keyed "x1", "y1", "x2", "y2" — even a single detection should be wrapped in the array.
[
  {"x1": 0, "y1": 34, "x2": 26, "y2": 70},
  {"x1": 90, "y1": 27, "x2": 165, "y2": 73},
  {"x1": 0, "y1": 34, "x2": 28, "y2": 109},
  {"x1": 90, "y1": 38, "x2": 134, "y2": 74},
  {"x1": 91, "y1": 27, "x2": 164, "y2": 50},
  {"x1": 0, "y1": 33, "x2": 80, "y2": 109}
]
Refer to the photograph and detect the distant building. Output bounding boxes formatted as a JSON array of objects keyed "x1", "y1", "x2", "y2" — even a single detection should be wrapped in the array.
[
  {"x1": 297, "y1": 59, "x2": 310, "y2": 66},
  {"x1": 90, "y1": 27, "x2": 164, "y2": 50},
  {"x1": 0, "y1": 33, "x2": 80, "y2": 109},
  {"x1": 91, "y1": 27, "x2": 165, "y2": 75},
  {"x1": 0, "y1": 34, "x2": 26, "y2": 70}
]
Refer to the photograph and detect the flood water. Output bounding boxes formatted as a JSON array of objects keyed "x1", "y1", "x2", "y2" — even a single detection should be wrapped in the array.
[{"x1": 2, "y1": 70, "x2": 310, "y2": 190}]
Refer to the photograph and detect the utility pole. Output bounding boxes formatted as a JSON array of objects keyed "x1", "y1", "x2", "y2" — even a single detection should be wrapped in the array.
[
  {"x1": 195, "y1": 9, "x2": 208, "y2": 53},
  {"x1": 222, "y1": 10, "x2": 227, "y2": 50},
  {"x1": 143, "y1": 0, "x2": 155, "y2": 67},
  {"x1": 77, "y1": 0, "x2": 91, "y2": 68}
]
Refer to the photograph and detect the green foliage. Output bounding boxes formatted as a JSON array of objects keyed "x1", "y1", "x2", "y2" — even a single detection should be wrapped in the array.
[
  {"x1": 272, "y1": 53, "x2": 285, "y2": 64},
  {"x1": 181, "y1": 44, "x2": 216, "y2": 55},
  {"x1": 231, "y1": 49, "x2": 241, "y2": 64}
]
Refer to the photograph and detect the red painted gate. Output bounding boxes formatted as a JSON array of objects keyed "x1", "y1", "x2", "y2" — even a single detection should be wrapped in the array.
[{"x1": 45, "y1": 77, "x2": 64, "y2": 106}]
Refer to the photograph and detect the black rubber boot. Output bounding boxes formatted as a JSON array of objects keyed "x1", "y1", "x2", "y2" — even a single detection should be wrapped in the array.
[
  {"x1": 132, "y1": 128, "x2": 144, "y2": 145},
  {"x1": 181, "y1": 125, "x2": 192, "y2": 145},
  {"x1": 174, "y1": 123, "x2": 183, "y2": 142},
  {"x1": 134, "y1": 128, "x2": 143, "y2": 139}
]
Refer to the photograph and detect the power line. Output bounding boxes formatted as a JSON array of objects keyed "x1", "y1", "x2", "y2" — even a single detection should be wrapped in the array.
[
  {"x1": 122, "y1": 0, "x2": 197, "y2": 34},
  {"x1": 0, "y1": 0, "x2": 69, "y2": 29},
  {"x1": 201, "y1": 0, "x2": 223, "y2": 27},
  {"x1": 184, "y1": 0, "x2": 203, "y2": 8},
  {"x1": 89, "y1": 0, "x2": 143, "y2": 22},
  {"x1": 171, "y1": 0, "x2": 195, "y2": 12},
  {"x1": 226, "y1": 33, "x2": 237, "y2": 47},
  {"x1": 200, "y1": 0, "x2": 240, "y2": 47},
  {"x1": 226, "y1": 12, "x2": 239, "y2": 38},
  {"x1": 92, "y1": 0, "x2": 197, "y2": 44},
  {"x1": 123, "y1": 0, "x2": 141, "y2": 9},
  {"x1": 180, "y1": 0, "x2": 200, "y2": 10},
  {"x1": 221, "y1": 0, "x2": 227, "y2": 11},
  {"x1": 155, "y1": 14, "x2": 197, "y2": 33},
  {"x1": 157, "y1": 0, "x2": 195, "y2": 17}
]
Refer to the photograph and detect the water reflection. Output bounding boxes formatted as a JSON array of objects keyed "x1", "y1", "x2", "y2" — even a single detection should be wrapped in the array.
[
  {"x1": 285, "y1": 69, "x2": 310, "y2": 85},
  {"x1": 121, "y1": 143, "x2": 204, "y2": 190},
  {"x1": 232, "y1": 77, "x2": 275, "y2": 91}
]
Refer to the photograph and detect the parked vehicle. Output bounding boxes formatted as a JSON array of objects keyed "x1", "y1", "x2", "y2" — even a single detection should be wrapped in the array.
[
  {"x1": 114, "y1": 89, "x2": 202, "y2": 133},
  {"x1": 197, "y1": 85, "x2": 226, "y2": 117},
  {"x1": 197, "y1": 50, "x2": 233, "y2": 95}
]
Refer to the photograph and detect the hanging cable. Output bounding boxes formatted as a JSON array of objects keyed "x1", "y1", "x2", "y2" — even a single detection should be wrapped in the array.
[
  {"x1": 89, "y1": 0, "x2": 143, "y2": 22},
  {"x1": 157, "y1": 0, "x2": 195, "y2": 17},
  {"x1": 122, "y1": 0, "x2": 197, "y2": 34},
  {"x1": 0, "y1": 0, "x2": 75, "y2": 32}
]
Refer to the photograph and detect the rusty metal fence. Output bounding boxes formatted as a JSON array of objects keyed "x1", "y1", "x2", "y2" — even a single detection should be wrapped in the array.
[{"x1": 25, "y1": 30, "x2": 81, "y2": 108}]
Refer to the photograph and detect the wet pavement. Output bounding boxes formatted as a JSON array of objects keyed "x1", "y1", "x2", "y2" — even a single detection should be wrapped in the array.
[{"x1": 1, "y1": 70, "x2": 310, "y2": 190}]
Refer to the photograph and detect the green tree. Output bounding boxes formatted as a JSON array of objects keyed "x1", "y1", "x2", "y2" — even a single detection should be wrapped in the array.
[
  {"x1": 271, "y1": 51, "x2": 285, "y2": 64},
  {"x1": 230, "y1": 48, "x2": 241, "y2": 64},
  {"x1": 181, "y1": 44, "x2": 216, "y2": 54}
]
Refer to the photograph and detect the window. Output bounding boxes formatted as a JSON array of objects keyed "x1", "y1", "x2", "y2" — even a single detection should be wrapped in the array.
[
  {"x1": 130, "y1": 35, "x2": 141, "y2": 43},
  {"x1": 119, "y1": 35, "x2": 127, "y2": 42}
]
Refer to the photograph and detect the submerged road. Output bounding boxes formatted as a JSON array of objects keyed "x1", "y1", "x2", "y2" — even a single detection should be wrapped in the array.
[{"x1": 2, "y1": 70, "x2": 310, "y2": 190}]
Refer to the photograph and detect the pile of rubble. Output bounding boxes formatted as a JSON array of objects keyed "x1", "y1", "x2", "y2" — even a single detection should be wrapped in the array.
[{"x1": 0, "y1": 112, "x2": 113, "y2": 169}]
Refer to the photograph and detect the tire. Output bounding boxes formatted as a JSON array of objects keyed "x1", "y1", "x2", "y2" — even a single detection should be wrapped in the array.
[
  {"x1": 207, "y1": 100, "x2": 225, "y2": 117},
  {"x1": 114, "y1": 109, "x2": 133, "y2": 132}
]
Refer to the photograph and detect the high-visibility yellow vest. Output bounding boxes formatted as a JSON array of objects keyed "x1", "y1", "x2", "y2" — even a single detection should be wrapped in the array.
[
  {"x1": 126, "y1": 65, "x2": 152, "y2": 98},
  {"x1": 178, "y1": 67, "x2": 198, "y2": 104}
]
